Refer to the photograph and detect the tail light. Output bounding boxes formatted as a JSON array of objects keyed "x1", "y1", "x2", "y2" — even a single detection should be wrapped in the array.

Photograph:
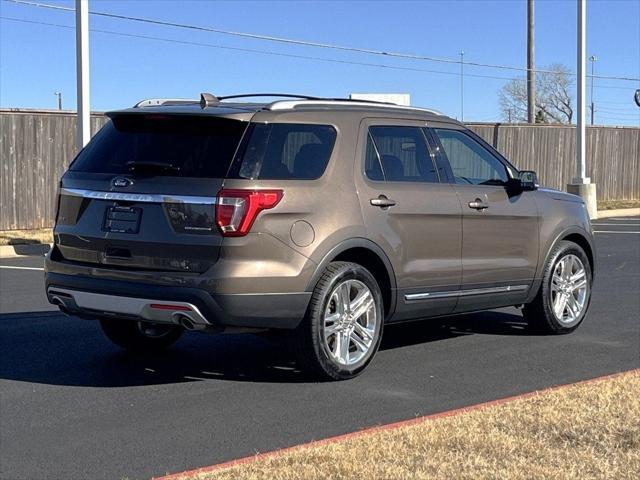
[{"x1": 216, "y1": 189, "x2": 283, "y2": 237}]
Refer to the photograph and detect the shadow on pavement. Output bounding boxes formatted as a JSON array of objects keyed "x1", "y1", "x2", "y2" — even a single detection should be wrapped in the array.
[{"x1": 0, "y1": 309, "x2": 533, "y2": 387}]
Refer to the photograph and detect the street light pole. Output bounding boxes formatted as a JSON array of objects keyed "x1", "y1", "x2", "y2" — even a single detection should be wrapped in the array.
[
  {"x1": 589, "y1": 55, "x2": 598, "y2": 125},
  {"x1": 54, "y1": 92, "x2": 62, "y2": 110},
  {"x1": 75, "y1": 0, "x2": 90, "y2": 150},
  {"x1": 527, "y1": 0, "x2": 536, "y2": 123},
  {"x1": 568, "y1": 0, "x2": 597, "y2": 219},
  {"x1": 459, "y1": 50, "x2": 464, "y2": 122}
]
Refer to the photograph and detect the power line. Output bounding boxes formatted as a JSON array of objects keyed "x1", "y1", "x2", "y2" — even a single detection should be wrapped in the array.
[
  {"x1": 4, "y1": 0, "x2": 640, "y2": 83},
  {"x1": 3, "y1": 16, "x2": 633, "y2": 93},
  {"x1": 600, "y1": 100, "x2": 639, "y2": 106},
  {"x1": 0, "y1": 16, "x2": 518, "y2": 81},
  {"x1": 597, "y1": 105, "x2": 639, "y2": 112},
  {"x1": 597, "y1": 114, "x2": 640, "y2": 121},
  {"x1": 596, "y1": 109, "x2": 640, "y2": 117}
]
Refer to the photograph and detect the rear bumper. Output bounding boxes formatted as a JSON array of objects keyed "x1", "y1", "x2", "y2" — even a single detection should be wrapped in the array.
[{"x1": 45, "y1": 271, "x2": 310, "y2": 330}]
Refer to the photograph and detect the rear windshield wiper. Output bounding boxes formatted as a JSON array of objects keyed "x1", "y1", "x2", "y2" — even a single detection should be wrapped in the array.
[{"x1": 126, "y1": 161, "x2": 181, "y2": 173}]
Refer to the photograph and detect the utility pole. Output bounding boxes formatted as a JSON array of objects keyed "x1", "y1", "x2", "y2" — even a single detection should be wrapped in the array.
[
  {"x1": 508, "y1": 109, "x2": 512, "y2": 123},
  {"x1": 567, "y1": 0, "x2": 597, "y2": 219},
  {"x1": 527, "y1": 0, "x2": 536, "y2": 123},
  {"x1": 54, "y1": 92, "x2": 62, "y2": 110},
  {"x1": 459, "y1": 50, "x2": 464, "y2": 122},
  {"x1": 589, "y1": 55, "x2": 598, "y2": 125},
  {"x1": 75, "y1": 0, "x2": 90, "y2": 150}
]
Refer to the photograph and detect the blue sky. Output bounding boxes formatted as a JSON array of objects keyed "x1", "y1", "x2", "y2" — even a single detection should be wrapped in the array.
[{"x1": 1, "y1": 0, "x2": 639, "y2": 125}]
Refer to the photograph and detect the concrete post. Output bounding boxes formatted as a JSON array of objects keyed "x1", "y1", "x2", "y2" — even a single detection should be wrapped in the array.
[
  {"x1": 568, "y1": 0, "x2": 597, "y2": 219},
  {"x1": 75, "y1": 0, "x2": 90, "y2": 151}
]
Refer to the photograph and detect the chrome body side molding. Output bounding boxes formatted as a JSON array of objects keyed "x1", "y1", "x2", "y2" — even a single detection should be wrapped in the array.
[{"x1": 405, "y1": 284, "x2": 529, "y2": 302}]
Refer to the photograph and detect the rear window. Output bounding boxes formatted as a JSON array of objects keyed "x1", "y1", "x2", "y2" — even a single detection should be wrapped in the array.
[
  {"x1": 229, "y1": 123, "x2": 337, "y2": 180},
  {"x1": 70, "y1": 115, "x2": 247, "y2": 177}
]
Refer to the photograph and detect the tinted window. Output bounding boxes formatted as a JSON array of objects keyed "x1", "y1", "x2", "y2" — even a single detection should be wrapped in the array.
[
  {"x1": 230, "y1": 123, "x2": 337, "y2": 180},
  {"x1": 434, "y1": 129, "x2": 508, "y2": 185},
  {"x1": 70, "y1": 115, "x2": 247, "y2": 177},
  {"x1": 368, "y1": 126, "x2": 439, "y2": 182},
  {"x1": 365, "y1": 134, "x2": 384, "y2": 181}
]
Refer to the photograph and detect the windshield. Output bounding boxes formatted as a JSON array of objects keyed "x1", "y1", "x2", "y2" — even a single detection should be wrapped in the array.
[{"x1": 70, "y1": 114, "x2": 247, "y2": 178}]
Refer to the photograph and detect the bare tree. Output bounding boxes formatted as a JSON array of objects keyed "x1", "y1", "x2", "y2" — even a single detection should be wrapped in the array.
[{"x1": 499, "y1": 64, "x2": 574, "y2": 123}]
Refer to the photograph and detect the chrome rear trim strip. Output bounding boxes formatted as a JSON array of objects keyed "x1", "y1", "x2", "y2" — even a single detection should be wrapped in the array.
[
  {"x1": 405, "y1": 284, "x2": 529, "y2": 301},
  {"x1": 61, "y1": 188, "x2": 217, "y2": 205}
]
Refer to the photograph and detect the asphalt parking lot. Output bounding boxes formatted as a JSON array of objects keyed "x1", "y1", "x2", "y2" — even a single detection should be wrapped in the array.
[{"x1": 1, "y1": 217, "x2": 638, "y2": 480}]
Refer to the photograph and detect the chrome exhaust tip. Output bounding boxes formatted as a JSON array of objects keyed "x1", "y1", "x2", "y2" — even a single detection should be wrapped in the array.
[{"x1": 174, "y1": 313, "x2": 198, "y2": 331}]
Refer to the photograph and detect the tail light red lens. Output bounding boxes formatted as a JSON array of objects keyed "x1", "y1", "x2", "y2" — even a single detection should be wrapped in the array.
[{"x1": 215, "y1": 189, "x2": 283, "y2": 237}]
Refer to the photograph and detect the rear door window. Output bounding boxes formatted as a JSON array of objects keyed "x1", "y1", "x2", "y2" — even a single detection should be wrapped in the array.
[
  {"x1": 70, "y1": 114, "x2": 247, "y2": 178},
  {"x1": 230, "y1": 123, "x2": 337, "y2": 180},
  {"x1": 367, "y1": 126, "x2": 439, "y2": 182}
]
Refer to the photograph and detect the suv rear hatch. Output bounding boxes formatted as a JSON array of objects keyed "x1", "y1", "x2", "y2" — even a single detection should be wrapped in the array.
[{"x1": 54, "y1": 112, "x2": 248, "y2": 273}]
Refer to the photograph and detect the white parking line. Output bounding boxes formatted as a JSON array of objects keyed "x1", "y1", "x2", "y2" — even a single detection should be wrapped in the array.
[
  {"x1": 594, "y1": 231, "x2": 640, "y2": 234},
  {"x1": 0, "y1": 265, "x2": 45, "y2": 271}
]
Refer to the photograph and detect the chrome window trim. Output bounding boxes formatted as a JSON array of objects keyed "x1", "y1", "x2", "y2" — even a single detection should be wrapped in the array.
[
  {"x1": 60, "y1": 188, "x2": 217, "y2": 205},
  {"x1": 405, "y1": 284, "x2": 529, "y2": 301}
]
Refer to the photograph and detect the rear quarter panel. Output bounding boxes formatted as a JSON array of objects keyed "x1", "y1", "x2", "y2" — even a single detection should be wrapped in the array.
[{"x1": 219, "y1": 110, "x2": 366, "y2": 293}]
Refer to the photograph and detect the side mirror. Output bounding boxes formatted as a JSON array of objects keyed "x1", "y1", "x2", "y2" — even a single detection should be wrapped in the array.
[{"x1": 518, "y1": 170, "x2": 538, "y2": 191}]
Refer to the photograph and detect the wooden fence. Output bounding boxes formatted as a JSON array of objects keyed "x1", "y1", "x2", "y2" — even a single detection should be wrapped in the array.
[
  {"x1": 468, "y1": 123, "x2": 640, "y2": 202},
  {"x1": 0, "y1": 110, "x2": 107, "y2": 230},
  {"x1": 0, "y1": 109, "x2": 638, "y2": 230}
]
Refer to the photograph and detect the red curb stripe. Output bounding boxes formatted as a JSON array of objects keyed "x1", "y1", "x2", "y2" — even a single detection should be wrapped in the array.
[{"x1": 153, "y1": 368, "x2": 638, "y2": 480}]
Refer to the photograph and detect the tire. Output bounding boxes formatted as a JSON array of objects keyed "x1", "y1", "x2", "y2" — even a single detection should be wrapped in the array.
[
  {"x1": 294, "y1": 261, "x2": 384, "y2": 380},
  {"x1": 100, "y1": 319, "x2": 184, "y2": 353},
  {"x1": 523, "y1": 240, "x2": 592, "y2": 334}
]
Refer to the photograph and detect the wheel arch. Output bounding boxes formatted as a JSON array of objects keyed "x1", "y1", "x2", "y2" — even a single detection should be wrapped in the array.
[
  {"x1": 561, "y1": 232, "x2": 595, "y2": 277},
  {"x1": 306, "y1": 238, "x2": 397, "y2": 318},
  {"x1": 543, "y1": 227, "x2": 595, "y2": 279}
]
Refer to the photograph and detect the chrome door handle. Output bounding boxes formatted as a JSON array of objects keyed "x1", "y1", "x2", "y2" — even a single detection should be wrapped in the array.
[
  {"x1": 468, "y1": 198, "x2": 489, "y2": 210},
  {"x1": 370, "y1": 195, "x2": 396, "y2": 208}
]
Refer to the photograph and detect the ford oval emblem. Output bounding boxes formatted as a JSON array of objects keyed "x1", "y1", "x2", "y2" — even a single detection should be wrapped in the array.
[{"x1": 112, "y1": 177, "x2": 133, "y2": 188}]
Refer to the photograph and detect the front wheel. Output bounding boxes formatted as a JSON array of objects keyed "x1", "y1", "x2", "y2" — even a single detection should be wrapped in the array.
[
  {"x1": 523, "y1": 241, "x2": 592, "y2": 334},
  {"x1": 100, "y1": 319, "x2": 184, "y2": 353},
  {"x1": 295, "y1": 262, "x2": 384, "y2": 380}
]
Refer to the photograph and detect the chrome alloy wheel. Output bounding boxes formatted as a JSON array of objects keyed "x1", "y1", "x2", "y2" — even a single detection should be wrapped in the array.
[
  {"x1": 322, "y1": 279, "x2": 378, "y2": 366},
  {"x1": 550, "y1": 254, "x2": 589, "y2": 325}
]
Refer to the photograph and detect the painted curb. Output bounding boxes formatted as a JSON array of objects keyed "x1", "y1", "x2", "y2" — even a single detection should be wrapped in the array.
[
  {"x1": 0, "y1": 243, "x2": 51, "y2": 259},
  {"x1": 153, "y1": 369, "x2": 638, "y2": 480},
  {"x1": 597, "y1": 208, "x2": 640, "y2": 218}
]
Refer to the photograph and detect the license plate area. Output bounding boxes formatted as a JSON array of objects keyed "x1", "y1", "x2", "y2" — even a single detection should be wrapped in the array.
[{"x1": 103, "y1": 206, "x2": 142, "y2": 234}]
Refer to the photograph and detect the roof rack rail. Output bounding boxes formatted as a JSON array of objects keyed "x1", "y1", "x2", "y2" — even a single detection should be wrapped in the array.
[
  {"x1": 266, "y1": 99, "x2": 442, "y2": 115},
  {"x1": 134, "y1": 98, "x2": 197, "y2": 108},
  {"x1": 218, "y1": 93, "x2": 321, "y2": 101}
]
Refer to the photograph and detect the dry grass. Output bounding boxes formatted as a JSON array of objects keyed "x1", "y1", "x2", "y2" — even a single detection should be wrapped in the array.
[
  {"x1": 598, "y1": 199, "x2": 640, "y2": 210},
  {"x1": 0, "y1": 228, "x2": 52, "y2": 246},
  {"x1": 178, "y1": 370, "x2": 640, "y2": 480}
]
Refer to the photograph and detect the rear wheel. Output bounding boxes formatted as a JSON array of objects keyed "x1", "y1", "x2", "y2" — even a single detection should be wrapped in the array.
[
  {"x1": 295, "y1": 261, "x2": 384, "y2": 380},
  {"x1": 523, "y1": 241, "x2": 592, "y2": 333},
  {"x1": 100, "y1": 319, "x2": 184, "y2": 353}
]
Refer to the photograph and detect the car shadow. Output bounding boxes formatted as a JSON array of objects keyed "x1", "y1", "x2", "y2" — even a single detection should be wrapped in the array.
[{"x1": 0, "y1": 309, "x2": 535, "y2": 387}]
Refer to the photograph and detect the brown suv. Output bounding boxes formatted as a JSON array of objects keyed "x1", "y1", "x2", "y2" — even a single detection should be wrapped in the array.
[{"x1": 45, "y1": 94, "x2": 595, "y2": 380}]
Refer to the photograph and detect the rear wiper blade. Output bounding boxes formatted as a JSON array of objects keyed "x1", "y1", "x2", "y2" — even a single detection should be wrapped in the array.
[{"x1": 126, "y1": 161, "x2": 181, "y2": 172}]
